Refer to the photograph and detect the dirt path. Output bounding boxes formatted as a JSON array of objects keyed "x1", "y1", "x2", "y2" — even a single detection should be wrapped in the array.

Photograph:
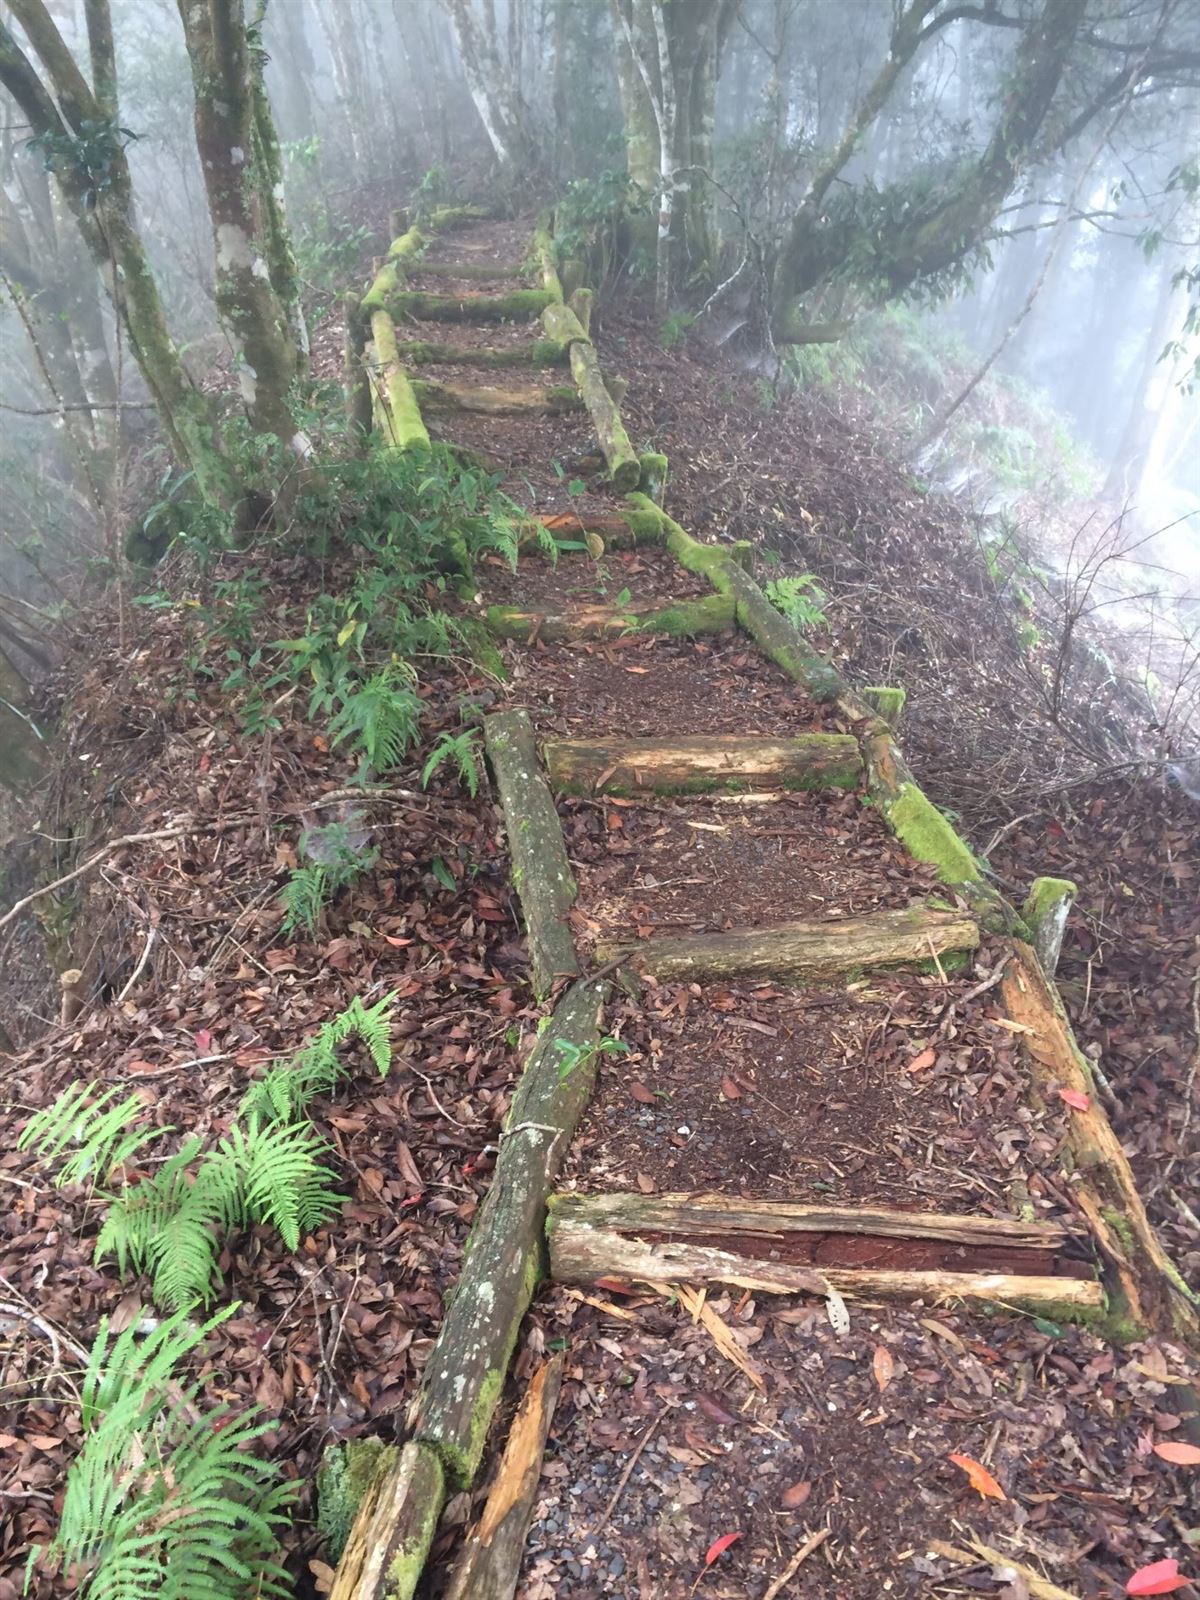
[{"x1": 346, "y1": 216, "x2": 1200, "y2": 1599}]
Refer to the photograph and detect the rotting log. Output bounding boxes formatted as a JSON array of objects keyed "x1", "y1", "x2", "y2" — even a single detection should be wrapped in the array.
[
  {"x1": 442, "y1": 1353, "x2": 565, "y2": 1600},
  {"x1": 532, "y1": 221, "x2": 564, "y2": 301},
  {"x1": 540, "y1": 301, "x2": 589, "y2": 347},
  {"x1": 388, "y1": 289, "x2": 556, "y2": 324},
  {"x1": 568, "y1": 286, "x2": 592, "y2": 336},
  {"x1": 596, "y1": 905, "x2": 979, "y2": 983},
  {"x1": 411, "y1": 379, "x2": 582, "y2": 416},
  {"x1": 411, "y1": 977, "x2": 605, "y2": 1487},
  {"x1": 368, "y1": 308, "x2": 430, "y2": 454},
  {"x1": 424, "y1": 203, "x2": 491, "y2": 230},
  {"x1": 396, "y1": 338, "x2": 569, "y2": 368},
  {"x1": 1022, "y1": 876, "x2": 1076, "y2": 978},
  {"x1": 543, "y1": 734, "x2": 863, "y2": 795},
  {"x1": 1000, "y1": 939, "x2": 1199, "y2": 1343},
  {"x1": 342, "y1": 293, "x2": 372, "y2": 442},
  {"x1": 638, "y1": 451, "x2": 669, "y2": 504},
  {"x1": 569, "y1": 340, "x2": 640, "y2": 492},
  {"x1": 414, "y1": 260, "x2": 523, "y2": 280},
  {"x1": 483, "y1": 709, "x2": 580, "y2": 997},
  {"x1": 329, "y1": 1440, "x2": 445, "y2": 1600},
  {"x1": 517, "y1": 507, "x2": 668, "y2": 552},
  {"x1": 547, "y1": 1218, "x2": 1104, "y2": 1317},
  {"x1": 863, "y1": 686, "x2": 906, "y2": 727},
  {"x1": 362, "y1": 225, "x2": 429, "y2": 314},
  {"x1": 485, "y1": 594, "x2": 735, "y2": 643}
]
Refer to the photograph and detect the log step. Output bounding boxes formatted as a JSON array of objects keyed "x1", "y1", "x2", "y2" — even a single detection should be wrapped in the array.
[
  {"x1": 596, "y1": 904, "x2": 979, "y2": 982},
  {"x1": 544, "y1": 733, "x2": 864, "y2": 795},
  {"x1": 389, "y1": 288, "x2": 556, "y2": 323},
  {"x1": 413, "y1": 260, "x2": 524, "y2": 280},
  {"x1": 546, "y1": 1192, "x2": 1103, "y2": 1315},
  {"x1": 396, "y1": 338, "x2": 569, "y2": 368},
  {"x1": 412, "y1": 378, "x2": 582, "y2": 416},
  {"x1": 485, "y1": 594, "x2": 735, "y2": 642}
]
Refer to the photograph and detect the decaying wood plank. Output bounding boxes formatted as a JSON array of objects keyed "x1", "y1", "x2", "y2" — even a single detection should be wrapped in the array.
[
  {"x1": 330, "y1": 1441, "x2": 445, "y2": 1600},
  {"x1": 411, "y1": 978, "x2": 605, "y2": 1486},
  {"x1": 388, "y1": 288, "x2": 556, "y2": 322},
  {"x1": 485, "y1": 595, "x2": 735, "y2": 642},
  {"x1": 442, "y1": 1353, "x2": 565, "y2": 1600},
  {"x1": 597, "y1": 905, "x2": 980, "y2": 983},
  {"x1": 411, "y1": 378, "x2": 582, "y2": 415},
  {"x1": 484, "y1": 709, "x2": 580, "y2": 998},
  {"x1": 568, "y1": 339, "x2": 640, "y2": 491},
  {"x1": 543, "y1": 734, "x2": 863, "y2": 795}
]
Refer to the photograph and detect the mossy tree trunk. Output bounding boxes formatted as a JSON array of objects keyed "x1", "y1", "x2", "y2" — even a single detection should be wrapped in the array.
[{"x1": 436, "y1": 0, "x2": 536, "y2": 171}]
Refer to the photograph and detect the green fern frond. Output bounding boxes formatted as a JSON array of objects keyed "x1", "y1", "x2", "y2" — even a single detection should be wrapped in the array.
[
  {"x1": 421, "y1": 728, "x2": 482, "y2": 797},
  {"x1": 279, "y1": 861, "x2": 329, "y2": 937},
  {"x1": 327, "y1": 666, "x2": 421, "y2": 776},
  {"x1": 19, "y1": 1081, "x2": 167, "y2": 1186},
  {"x1": 222, "y1": 1118, "x2": 344, "y2": 1252},
  {"x1": 532, "y1": 517, "x2": 562, "y2": 565}
]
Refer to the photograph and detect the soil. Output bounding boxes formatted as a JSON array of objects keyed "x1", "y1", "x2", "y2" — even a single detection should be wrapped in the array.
[
  {"x1": 502, "y1": 634, "x2": 836, "y2": 739},
  {"x1": 564, "y1": 791, "x2": 940, "y2": 943},
  {"x1": 561, "y1": 963, "x2": 1076, "y2": 1217}
]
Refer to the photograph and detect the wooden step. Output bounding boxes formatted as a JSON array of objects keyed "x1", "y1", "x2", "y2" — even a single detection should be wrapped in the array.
[
  {"x1": 547, "y1": 1191, "x2": 1102, "y2": 1314},
  {"x1": 412, "y1": 260, "x2": 523, "y2": 280},
  {"x1": 389, "y1": 288, "x2": 555, "y2": 323},
  {"x1": 544, "y1": 733, "x2": 863, "y2": 795},
  {"x1": 412, "y1": 378, "x2": 581, "y2": 416},
  {"x1": 596, "y1": 903, "x2": 979, "y2": 982},
  {"x1": 396, "y1": 338, "x2": 569, "y2": 369},
  {"x1": 485, "y1": 594, "x2": 735, "y2": 642}
]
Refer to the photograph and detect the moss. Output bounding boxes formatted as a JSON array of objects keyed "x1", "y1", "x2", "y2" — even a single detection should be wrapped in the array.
[
  {"x1": 316, "y1": 1437, "x2": 399, "y2": 1561},
  {"x1": 886, "y1": 783, "x2": 983, "y2": 884},
  {"x1": 864, "y1": 686, "x2": 906, "y2": 726},
  {"x1": 638, "y1": 451, "x2": 669, "y2": 504},
  {"x1": 1023, "y1": 875, "x2": 1077, "y2": 926},
  {"x1": 626, "y1": 595, "x2": 736, "y2": 636},
  {"x1": 1101, "y1": 1206, "x2": 1137, "y2": 1255},
  {"x1": 388, "y1": 289, "x2": 556, "y2": 323}
]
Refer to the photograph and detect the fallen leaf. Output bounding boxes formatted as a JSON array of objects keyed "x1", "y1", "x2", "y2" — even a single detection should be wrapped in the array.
[
  {"x1": 873, "y1": 1344, "x2": 895, "y2": 1391},
  {"x1": 1056, "y1": 1087, "x2": 1091, "y2": 1112},
  {"x1": 948, "y1": 1453, "x2": 1006, "y2": 1500},
  {"x1": 704, "y1": 1532, "x2": 743, "y2": 1568},
  {"x1": 825, "y1": 1285, "x2": 850, "y2": 1336},
  {"x1": 720, "y1": 1075, "x2": 742, "y2": 1100},
  {"x1": 696, "y1": 1392, "x2": 739, "y2": 1425},
  {"x1": 630, "y1": 1082, "x2": 655, "y2": 1104},
  {"x1": 780, "y1": 1480, "x2": 812, "y2": 1509},
  {"x1": 1126, "y1": 1558, "x2": 1190, "y2": 1595},
  {"x1": 905, "y1": 1046, "x2": 937, "y2": 1073},
  {"x1": 1153, "y1": 1441, "x2": 1200, "y2": 1466}
]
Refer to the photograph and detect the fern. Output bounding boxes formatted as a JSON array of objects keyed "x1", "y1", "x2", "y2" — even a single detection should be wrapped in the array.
[
  {"x1": 327, "y1": 665, "x2": 421, "y2": 777},
  {"x1": 764, "y1": 574, "x2": 829, "y2": 631},
  {"x1": 19, "y1": 1081, "x2": 166, "y2": 1186},
  {"x1": 421, "y1": 728, "x2": 482, "y2": 797},
  {"x1": 224, "y1": 1118, "x2": 344, "y2": 1251},
  {"x1": 279, "y1": 814, "x2": 378, "y2": 938},
  {"x1": 241, "y1": 992, "x2": 395, "y2": 1125},
  {"x1": 33, "y1": 1307, "x2": 294, "y2": 1600}
]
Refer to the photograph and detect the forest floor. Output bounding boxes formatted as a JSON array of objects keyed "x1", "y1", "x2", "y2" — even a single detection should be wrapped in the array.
[{"x1": 0, "y1": 204, "x2": 1197, "y2": 1600}]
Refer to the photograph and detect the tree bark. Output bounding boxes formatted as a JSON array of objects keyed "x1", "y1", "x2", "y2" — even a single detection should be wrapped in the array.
[
  {"x1": 568, "y1": 340, "x2": 640, "y2": 490},
  {"x1": 543, "y1": 733, "x2": 863, "y2": 795},
  {"x1": 368, "y1": 309, "x2": 432, "y2": 454},
  {"x1": 329, "y1": 1441, "x2": 445, "y2": 1600},
  {"x1": 437, "y1": 0, "x2": 535, "y2": 169},
  {"x1": 598, "y1": 905, "x2": 980, "y2": 983}
]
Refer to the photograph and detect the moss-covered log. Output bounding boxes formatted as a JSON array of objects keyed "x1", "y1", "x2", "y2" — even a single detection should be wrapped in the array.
[
  {"x1": 388, "y1": 289, "x2": 556, "y2": 323},
  {"x1": 638, "y1": 451, "x2": 669, "y2": 504},
  {"x1": 410, "y1": 379, "x2": 582, "y2": 416},
  {"x1": 414, "y1": 260, "x2": 523, "y2": 280},
  {"x1": 411, "y1": 977, "x2": 605, "y2": 1486},
  {"x1": 483, "y1": 709, "x2": 580, "y2": 997},
  {"x1": 517, "y1": 507, "x2": 668, "y2": 552},
  {"x1": 396, "y1": 338, "x2": 569, "y2": 368},
  {"x1": 343, "y1": 292, "x2": 372, "y2": 441},
  {"x1": 361, "y1": 227, "x2": 429, "y2": 315},
  {"x1": 485, "y1": 594, "x2": 735, "y2": 642},
  {"x1": 424, "y1": 203, "x2": 491, "y2": 230},
  {"x1": 541, "y1": 301, "x2": 590, "y2": 347},
  {"x1": 329, "y1": 1440, "x2": 445, "y2": 1600},
  {"x1": 569, "y1": 340, "x2": 640, "y2": 492},
  {"x1": 1022, "y1": 876, "x2": 1076, "y2": 977},
  {"x1": 597, "y1": 904, "x2": 979, "y2": 983},
  {"x1": 1000, "y1": 939, "x2": 1199, "y2": 1343},
  {"x1": 863, "y1": 685, "x2": 906, "y2": 727},
  {"x1": 442, "y1": 1353, "x2": 565, "y2": 1600},
  {"x1": 532, "y1": 221, "x2": 564, "y2": 301},
  {"x1": 369, "y1": 308, "x2": 430, "y2": 454},
  {"x1": 544, "y1": 734, "x2": 863, "y2": 795}
]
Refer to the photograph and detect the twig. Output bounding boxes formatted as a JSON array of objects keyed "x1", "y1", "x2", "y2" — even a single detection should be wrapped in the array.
[
  {"x1": 762, "y1": 1527, "x2": 833, "y2": 1599},
  {"x1": 590, "y1": 1402, "x2": 669, "y2": 1537},
  {"x1": 113, "y1": 924, "x2": 157, "y2": 1006},
  {"x1": 0, "y1": 818, "x2": 252, "y2": 935}
]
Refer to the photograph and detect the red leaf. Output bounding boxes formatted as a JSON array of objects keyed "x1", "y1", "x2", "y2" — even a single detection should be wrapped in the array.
[
  {"x1": 1126, "y1": 1559, "x2": 1190, "y2": 1595},
  {"x1": 630, "y1": 1082, "x2": 656, "y2": 1104},
  {"x1": 194, "y1": 1028, "x2": 213, "y2": 1053},
  {"x1": 905, "y1": 1047, "x2": 937, "y2": 1074},
  {"x1": 1153, "y1": 1441, "x2": 1200, "y2": 1466},
  {"x1": 873, "y1": 1344, "x2": 895, "y2": 1391},
  {"x1": 704, "y1": 1532, "x2": 742, "y2": 1567},
  {"x1": 1056, "y1": 1087, "x2": 1091, "y2": 1112},
  {"x1": 948, "y1": 1453, "x2": 1006, "y2": 1500},
  {"x1": 720, "y1": 1075, "x2": 742, "y2": 1100}
]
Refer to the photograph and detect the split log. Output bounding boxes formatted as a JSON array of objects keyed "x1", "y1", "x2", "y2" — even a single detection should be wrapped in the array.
[
  {"x1": 483, "y1": 709, "x2": 580, "y2": 997},
  {"x1": 568, "y1": 340, "x2": 640, "y2": 492},
  {"x1": 411, "y1": 379, "x2": 582, "y2": 416},
  {"x1": 863, "y1": 686, "x2": 906, "y2": 727},
  {"x1": 1000, "y1": 939, "x2": 1199, "y2": 1343},
  {"x1": 442, "y1": 1353, "x2": 565, "y2": 1600},
  {"x1": 1021, "y1": 876, "x2": 1076, "y2": 977},
  {"x1": 597, "y1": 904, "x2": 979, "y2": 983},
  {"x1": 388, "y1": 289, "x2": 556, "y2": 324},
  {"x1": 368, "y1": 309, "x2": 430, "y2": 454},
  {"x1": 396, "y1": 338, "x2": 569, "y2": 368},
  {"x1": 485, "y1": 594, "x2": 734, "y2": 642},
  {"x1": 546, "y1": 1213, "x2": 1104, "y2": 1316},
  {"x1": 543, "y1": 734, "x2": 863, "y2": 795},
  {"x1": 411, "y1": 977, "x2": 605, "y2": 1486},
  {"x1": 540, "y1": 301, "x2": 589, "y2": 347},
  {"x1": 329, "y1": 1441, "x2": 445, "y2": 1600}
]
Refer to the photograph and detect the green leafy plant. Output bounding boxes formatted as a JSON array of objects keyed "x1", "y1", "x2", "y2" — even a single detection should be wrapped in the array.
[
  {"x1": 279, "y1": 814, "x2": 378, "y2": 938},
  {"x1": 29, "y1": 1306, "x2": 293, "y2": 1600},
  {"x1": 421, "y1": 728, "x2": 483, "y2": 797},
  {"x1": 240, "y1": 992, "x2": 394, "y2": 1126},
  {"x1": 764, "y1": 574, "x2": 829, "y2": 630},
  {"x1": 553, "y1": 1034, "x2": 628, "y2": 1083}
]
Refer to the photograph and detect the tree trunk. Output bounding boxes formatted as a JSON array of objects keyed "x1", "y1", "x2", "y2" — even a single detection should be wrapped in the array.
[
  {"x1": 438, "y1": 0, "x2": 535, "y2": 169},
  {"x1": 1104, "y1": 250, "x2": 1188, "y2": 502}
]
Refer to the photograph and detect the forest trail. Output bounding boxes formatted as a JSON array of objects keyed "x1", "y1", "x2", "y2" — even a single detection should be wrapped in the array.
[{"x1": 331, "y1": 213, "x2": 1200, "y2": 1599}]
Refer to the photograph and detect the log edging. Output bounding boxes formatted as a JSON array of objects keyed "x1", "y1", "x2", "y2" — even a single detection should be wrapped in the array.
[
  {"x1": 543, "y1": 733, "x2": 864, "y2": 795},
  {"x1": 484, "y1": 594, "x2": 735, "y2": 642}
]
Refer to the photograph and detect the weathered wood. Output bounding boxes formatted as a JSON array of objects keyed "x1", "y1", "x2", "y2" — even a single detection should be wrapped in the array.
[
  {"x1": 863, "y1": 686, "x2": 906, "y2": 727},
  {"x1": 414, "y1": 260, "x2": 523, "y2": 280},
  {"x1": 1000, "y1": 938, "x2": 1199, "y2": 1342},
  {"x1": 368, "y1": 308, "x2": 430, "y2": 454},
  {"x1": 411, "y1": 378, "x2": 582, "y2": 416},
  {"x1": 548, "y1": 1192, "x2": 1076, "y2": 1250},
  {"x1": 411, "y1": 977, "x2": 605, "y2": 1486},
  {"x1": 547, "y1": 1219, "x2": 1105, "y2": 1315},
  {"x1": 329, "y1": 1441, "x2": 445, "y2": 1600},
  {"x1": 485, "y1": 594, "x2": 734, "y2": 643},
  {"x1": 568, "y1": 340, "x2": 640, "y2": 491},
  {"x1": 532, "y1": 221, "x2": 564, "y2": 301},
  {"x1": 396, "y1": 338, "x2": 569, "y2": 368},
  {"x1": 342, "y1": 293, "x2": 372, "y2": 441},
  {"x1": 484, "y1": 709, "x2": 580, "y2": 997},
  {"x1": 1022, "y1": 876, "x2": 1076, "y2": 977},
  {"x1": 517, "y1": 507, "x2": 668, "y2": 551},
  {"x1": 543, "y1": 734, "x2": 863, "y2": 795},
  {"x1": 442, "y1": 1353, "x2": 565, "y2": 1600},
  {"x1": 540, "y1": 300, "x2": 590, "y2": 347},
  {"x1": 597, "y1": 905, "x2": 979, "y2": 983},
  {"x1": 389, "y1": 289, "x2": 556, "y2": 323}
]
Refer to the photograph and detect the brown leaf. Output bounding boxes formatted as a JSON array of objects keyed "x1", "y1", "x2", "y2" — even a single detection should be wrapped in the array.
[
  {"x1": 905, "y1": 1047, "x2": 937, "y2": 1073},
  {"x1": 872, "y1": 1344, "x2": 895, "y2": 1392},
  {"x1": 630, "y1": 1082, "x2": 656, "y2": 1104},
  {"x1": 720, "y1": 1075, "x2": 742, "y2": 1100},
  {"x1": 1153, "y1": 1440, "x2": 1200, "y2": 1466},
  {"x1": 948, "y1": 1452, "x2": 1006, "y2": 1500},
  {"x1": 780, "y1": 1480, "x2": 812, "y2": 1508}
]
